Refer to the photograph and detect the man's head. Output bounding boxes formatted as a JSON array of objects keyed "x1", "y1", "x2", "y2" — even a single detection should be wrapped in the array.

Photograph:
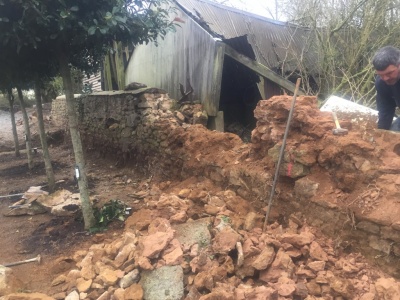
[{"x1": 372, "y1": 46, "x2": 400, "y2": 85}]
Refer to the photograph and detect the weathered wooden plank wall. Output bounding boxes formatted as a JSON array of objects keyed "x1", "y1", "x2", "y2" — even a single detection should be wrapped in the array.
[{"x1": 125, "y1": 7, "x2": 223, "y2": 116}]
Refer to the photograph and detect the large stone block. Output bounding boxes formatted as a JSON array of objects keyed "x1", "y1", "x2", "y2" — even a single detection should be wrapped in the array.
[
  {"x1": 173, "y1": 218, "x2": 212, "y2": 249},
  {"x1": 0, "y1": 266, "x2": 23, "y2": 296},
  {"x1": 140, "y1": 266, "x2": 184, "y2": 300},
  {"x1": 357, "y1": 221, "x2": 380, "y2": 234},
  {"x1": 294, "y1": 177, "x2": 319, "y2": 199}
]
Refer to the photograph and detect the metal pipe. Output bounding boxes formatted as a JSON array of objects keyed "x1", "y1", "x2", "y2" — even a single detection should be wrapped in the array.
[
  {"x1": 3, "y1": 255, "x2": 41, "y2": 267},
  {"x1": 0, "y1": 193, "x2": 24, "y2": 199},
  {"x1": 263, "y1": 78, "x2": 302, "y2": 231}
]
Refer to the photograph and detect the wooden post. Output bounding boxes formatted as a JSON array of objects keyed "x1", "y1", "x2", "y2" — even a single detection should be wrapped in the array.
[
  {"x1": 257, "y1": 76, "x2": 266, "y2": 99},
  {"x1": 224, "y1": 44, "x2": 306, "y2": 96},
  {"x1": 103, "y1": 54, "x2": 113, "y2": 91},
  {"x1": 204, "y1": 41, "x2": 225, "y2": 117},
  {"x1": 208, "y1": 111, "x2": 224, "y2": 132},
  {"x1": 115, "y1": 41, "x2": 126, "y2": 90}
]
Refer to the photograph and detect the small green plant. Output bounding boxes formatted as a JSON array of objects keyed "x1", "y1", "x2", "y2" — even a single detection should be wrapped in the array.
[
  {"x1": 91, "y1": 200, "x2": 130, "y2": 232},
  {"x1": 220, "y1": 215, "x2": 231, "y2": 224}
]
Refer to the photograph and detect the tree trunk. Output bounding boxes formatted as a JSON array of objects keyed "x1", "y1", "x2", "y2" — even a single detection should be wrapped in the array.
[
  {"x1": 17, "y1": 87, "x2": 33, "y2": 169},
  {"x1": 7, "y1": 88, "x2": 20, "y2": 157},
  {"x1": 33, "y1": 82, "x2": 55, "y2": 192},
  {"x1": 59, "y1": 51, "x2": 96, "y2": 230}
]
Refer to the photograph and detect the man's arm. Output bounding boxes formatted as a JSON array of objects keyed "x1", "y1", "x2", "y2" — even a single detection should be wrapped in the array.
[{"x1": 376, "y1": 79, "x2": 396, "y2": 130}]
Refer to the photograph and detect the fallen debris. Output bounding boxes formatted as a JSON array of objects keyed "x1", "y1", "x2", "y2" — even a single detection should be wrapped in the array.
[
  {"x1": 2, "y1": 91, "x2": 400, "y2": 299},
  {"x1": 1, "y1": 180, "x2": 393, "y2": 300}
]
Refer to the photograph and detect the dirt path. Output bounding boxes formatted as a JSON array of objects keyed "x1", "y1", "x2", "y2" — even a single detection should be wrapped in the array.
[
  {"x1": 0, "y1": 111, "x2": 21, "y2": 150},
  {"x1": 0, "y1": 113, "x2": 150, "y2": 294},
  {"x1": 0, "y1": 111, "x2": 89, "y2": 292},
  {"x1": 0, "y1": 145, "x2": 129, "y2": 293}
]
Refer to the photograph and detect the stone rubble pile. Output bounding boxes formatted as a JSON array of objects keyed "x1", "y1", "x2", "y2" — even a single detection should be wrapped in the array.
[
  {"x1": 3, "y1": 178, "x2": 399, "y2": 300},
  {"x1": 52, "y1": 91, "x2": 400, "y2": 267},
  {"x1": 4, "y1": 90, "x2": 397, "y2": 299},
  {"x1": 251, "y1": 96, "x2": 400, "y2": 267},
  {"x1": 4, "y1": 187, "x2": 90, "y2": 217},
  {"x1": 251, "y1": 95, "x2": 376, "y2": 182}
]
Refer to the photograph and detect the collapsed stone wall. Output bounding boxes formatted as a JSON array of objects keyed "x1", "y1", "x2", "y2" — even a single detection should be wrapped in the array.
[
  {"x1": 76, "y1": 91, "x2": 270, "y2": 200},
  {"x1": 54, "y1": 91, "x2": 400, "y2": 277},
  {"x1": 254, "y1": 96, "x2": 400, "y2": 276},
  {"x1": 78, "y1": 90, "x2": 207, "y2": 165},
  {"x1": 251, "y1": 96, "x2": 400, "y2": 274}
]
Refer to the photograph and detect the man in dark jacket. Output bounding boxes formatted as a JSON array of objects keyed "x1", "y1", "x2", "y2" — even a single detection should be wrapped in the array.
[{"x1": 372, "y1": 46, "x2": 400, "y2": 130}]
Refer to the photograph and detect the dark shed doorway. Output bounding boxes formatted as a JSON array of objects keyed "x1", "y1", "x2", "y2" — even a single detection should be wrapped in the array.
[{"x1": 219, "y1": 55, "x2": 261, "y2": 142}]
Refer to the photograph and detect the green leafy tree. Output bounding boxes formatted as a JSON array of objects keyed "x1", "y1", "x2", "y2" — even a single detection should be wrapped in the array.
[
  {"x1": 0, "y1": 41, "x2": 57, "y2": 189},
  {"x1": 41, "y1": 69, "x2": 83, "y2": 103},
  {"x1": 0, "y1": 0, "x2": 176, "y2": 229}
]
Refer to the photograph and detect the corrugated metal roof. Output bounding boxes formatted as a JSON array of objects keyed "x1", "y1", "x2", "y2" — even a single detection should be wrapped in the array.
[{"x1": 175, "y1": 0, "x2": 318, "y2": 75}]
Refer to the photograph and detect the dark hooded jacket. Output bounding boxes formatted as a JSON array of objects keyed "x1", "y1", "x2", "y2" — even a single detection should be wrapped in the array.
[{"x1": 375, "y1": 76, "x2": 400, "y2": 129}]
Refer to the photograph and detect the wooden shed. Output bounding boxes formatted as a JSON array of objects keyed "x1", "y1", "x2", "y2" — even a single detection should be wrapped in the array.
[{"x1": 113, "y1": 0, "x2": 317, "y2": 133}]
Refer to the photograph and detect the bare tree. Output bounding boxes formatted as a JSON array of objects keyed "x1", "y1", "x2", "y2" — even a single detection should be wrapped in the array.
[{"x1": 275, "y1": 0, "x2": 400, "y2": 106}]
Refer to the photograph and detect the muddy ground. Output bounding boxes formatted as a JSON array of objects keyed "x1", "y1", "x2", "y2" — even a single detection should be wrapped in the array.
[
  {"x1": 0, "y1": 108, "x2": 130, "y2": 293},
  {"x1": 0, "y1": 104, "x2": 399, "y2": 300}
]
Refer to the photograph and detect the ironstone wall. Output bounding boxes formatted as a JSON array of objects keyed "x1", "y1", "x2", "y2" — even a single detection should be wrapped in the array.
[{"x1": 51, "y1": 91, "x2": 400, "y2": 269}]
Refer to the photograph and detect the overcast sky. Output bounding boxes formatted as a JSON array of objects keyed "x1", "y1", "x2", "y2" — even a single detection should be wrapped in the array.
[{"x1": 223, "y1": 0, "x2": 277, "y2": 19}]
